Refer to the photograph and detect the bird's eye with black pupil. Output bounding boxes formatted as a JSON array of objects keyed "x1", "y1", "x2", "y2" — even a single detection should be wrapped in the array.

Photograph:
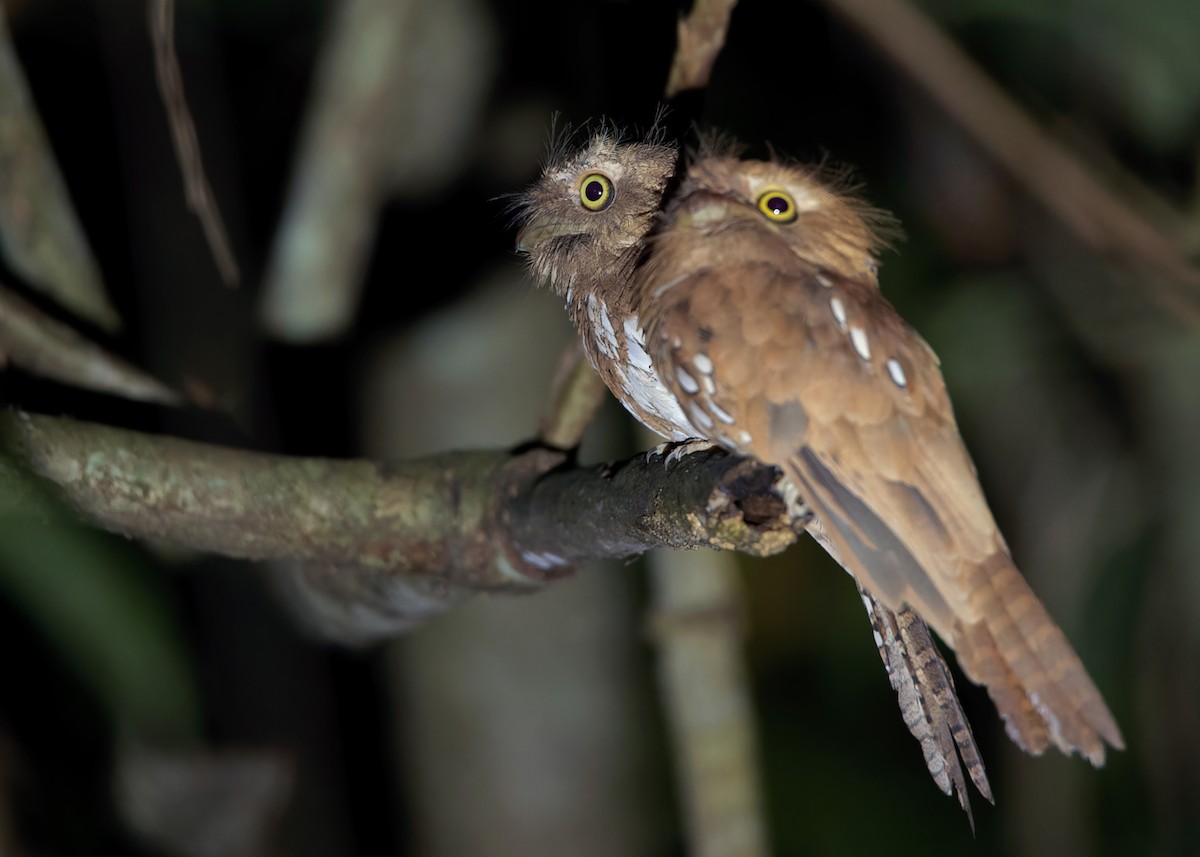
[
  {"x1": 756, "y1": 188, "x2": 798, "y2": 223},
  {"x1": 579, "y1": 172, "x2": 614, "y2": 211}
]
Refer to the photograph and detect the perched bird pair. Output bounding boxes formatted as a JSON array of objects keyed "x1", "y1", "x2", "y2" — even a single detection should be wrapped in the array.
[{"x1": 515, "y1": 130, "x2": 1122, "y2": 818}]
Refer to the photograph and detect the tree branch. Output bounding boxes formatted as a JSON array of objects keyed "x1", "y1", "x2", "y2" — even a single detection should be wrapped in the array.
[
  {"x1": 1, "y1": 412, "x2": 802, "y2": 639},
  {"x1": 148, "y1": 0, "x2": 240, "y2": 287},
  {"x1": 665, "y1": 0, "x2": 740, "y2": 99}
]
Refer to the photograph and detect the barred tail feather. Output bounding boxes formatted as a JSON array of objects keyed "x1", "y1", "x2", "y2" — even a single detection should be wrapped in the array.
[{"x1": 859, "y1": 587, "x2": 992, "y2": 826}]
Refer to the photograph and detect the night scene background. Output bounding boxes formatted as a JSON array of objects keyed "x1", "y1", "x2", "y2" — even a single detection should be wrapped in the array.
[{"x1": 0, "y1": 0, "x2": 1197, "y2": 855}]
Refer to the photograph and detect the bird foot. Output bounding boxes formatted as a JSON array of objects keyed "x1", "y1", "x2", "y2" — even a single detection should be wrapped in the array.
[{"x1": 646, "y1": 438, "x2": 719, "y2": 468}]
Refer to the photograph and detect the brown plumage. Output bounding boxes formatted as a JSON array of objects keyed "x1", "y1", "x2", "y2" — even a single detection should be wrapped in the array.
[
  {"x1": 516, "y1": 132, "x2": 1010, "y2": 817},
  {"x1": 515, "y1": 130, "x2": 683, "y2": 434},
  {"x1": 633, "y1": 151, "x2": 1123, "y2": 766},
  {"x1": 859, "y1": 582, "x2": 991, "y2": 820}
]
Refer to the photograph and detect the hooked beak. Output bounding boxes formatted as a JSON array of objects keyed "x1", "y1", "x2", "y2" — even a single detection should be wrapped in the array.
[
  {"x1": 516, "y1": 220, "x2": 581, "y2": 254},
  {"x1": 672, "y1": 189, "x2": 734, "y2": 229}
]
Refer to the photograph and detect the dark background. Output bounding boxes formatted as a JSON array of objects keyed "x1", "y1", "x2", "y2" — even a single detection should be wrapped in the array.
[{"x1": 0, "y1": 0, "x2": 1196, "y2": 854}]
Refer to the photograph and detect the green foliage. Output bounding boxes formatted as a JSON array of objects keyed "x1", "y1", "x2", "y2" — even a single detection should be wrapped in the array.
[{"x1": 0, "y1": 455, "x2": 200, "y2": 742}]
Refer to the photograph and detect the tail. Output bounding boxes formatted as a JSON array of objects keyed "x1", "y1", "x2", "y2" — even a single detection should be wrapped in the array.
[
  {"x1": 790, "y1": 454, "x2": 1124, "y2": 766},
  {"x1": 953, "y1": 551, "x2": 1124, "y2": 764},
  {"x1": 860, "y1": 587, "x2": 991, "y2": 827}
]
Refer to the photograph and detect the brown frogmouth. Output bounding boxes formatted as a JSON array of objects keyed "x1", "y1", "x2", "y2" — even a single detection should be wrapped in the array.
[{"x1": 515, "y1": 132, "x2": 1122, "y2": 817}]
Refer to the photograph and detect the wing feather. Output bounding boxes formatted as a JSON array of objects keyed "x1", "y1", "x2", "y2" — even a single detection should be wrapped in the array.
[{"x1": 640, "y1": 236, "x2": 1122, "y2": 761}]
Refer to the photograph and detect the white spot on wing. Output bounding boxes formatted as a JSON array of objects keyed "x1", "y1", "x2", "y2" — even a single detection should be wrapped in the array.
[
  {"x1": 688, "y1": 401, "x2": 715, "y2": 430},
  {"x1": 676, "y1": 366, "x2": 700, "y2": 394},
  {"x1": 693, "y1": 353, "x2": 714, "y2": 375},
  {"x1": 700, "y1": 375, "x2": 715, "y2": 395},
  {"x1": 850, "y1": 326, "x2": 871, "y2": 360},
  {"x1": 708, "y1": 400, "x2": 736, "y2": 425},
  {"x1": 816, "y1": 272, "x2": 833, "y2": 288},
  {"x1": 830, "y1": 296, "x2": 847, "y2": 330},
  {"x1": 887, "y1": 358, "x2": 907, "y2": 388},
  {"x1": 738, "y1": 430, "x2": 752, "y2": 445}
]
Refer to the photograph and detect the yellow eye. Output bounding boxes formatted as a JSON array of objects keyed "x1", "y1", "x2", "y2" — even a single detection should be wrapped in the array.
[
  {"x1": 579, "y1": 172, "x2": 614, "y2": 211},
  {"x1": 756, "y1": 188, "x2": 797, "y2": 223}
]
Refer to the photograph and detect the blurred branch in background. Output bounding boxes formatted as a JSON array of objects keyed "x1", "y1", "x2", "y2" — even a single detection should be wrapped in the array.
[
  {"x1": 0, "y1": 5, "x2": 119, "y2": 332},
  {"x1": 822, "y1": 0, "x2": 1200, "y2": 322},
  {"x1": 148, "y1": 0, "x2": 239, "y2": 288},
  {"x1": 538, "y1": 337, "x2": 609, "y2": 449},
  {"x1": 0, "y1": 283, "x2": 179, "y2": 404},
  {"x1": 259, "y1": 0, "x2": 493, "y2": 342},
  {"x1": 258, "y1": 0, "x2": 410, "y2": 341},
  {"x1": 665, "y1": 0, "x2": 739, "y2": 99},
  {"x1": 114, "y1": 745, "x2": 293, "y2": 857},
  {"x1": 650, "y1": 547, "x2": 769, "y2": 857}
]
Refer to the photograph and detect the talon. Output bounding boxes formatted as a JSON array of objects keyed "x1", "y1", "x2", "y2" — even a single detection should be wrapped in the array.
[
  {"x1": 662, "y1": 438, "x2": 718, "y2": 468},
  {"x1": 645, "y1": 441, "x2": 673, "y2": 465}
]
